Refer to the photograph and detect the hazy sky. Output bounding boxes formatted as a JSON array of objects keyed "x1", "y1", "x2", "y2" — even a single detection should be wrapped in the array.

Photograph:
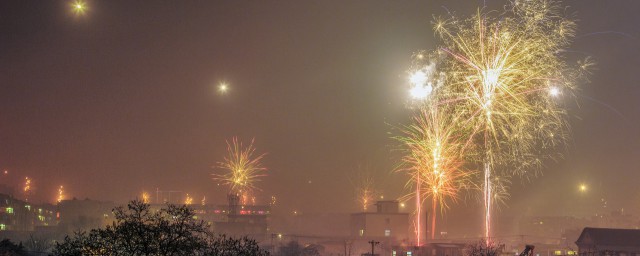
[{"x1": 1, "y1": 0, "x2": 639, "y2": 221}]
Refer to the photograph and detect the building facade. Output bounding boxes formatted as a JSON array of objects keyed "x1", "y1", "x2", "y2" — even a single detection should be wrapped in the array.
[
  {"x1": 576, "y1": 227, "x2": 640, "y2": 256},
  {"x1": 350, "y1": 200, "x2": 409, "y2": 241}
]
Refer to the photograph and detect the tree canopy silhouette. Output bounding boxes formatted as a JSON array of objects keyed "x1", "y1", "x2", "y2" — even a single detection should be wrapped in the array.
[{"x1": 53, "y1": 200, "x2": 268, "y2": 256}]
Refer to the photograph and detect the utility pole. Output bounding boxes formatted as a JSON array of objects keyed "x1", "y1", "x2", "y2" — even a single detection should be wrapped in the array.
[
  {"x1": 368, "y1": 240, "x2": 380, "y2": 256},
  {"x1": 270, "y1": 233, "x2": 276, "y2": 255}
]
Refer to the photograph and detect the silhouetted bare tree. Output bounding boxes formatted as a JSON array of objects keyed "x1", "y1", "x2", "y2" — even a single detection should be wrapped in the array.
[
  {"x1": 23, "y1": 234, "x2": 53, "y2": 255},
  {"x1": 53, "y1": 200, "x2": 268, "y2": 256},
  {"x1": 0, "y1": 239, "x2": 26, "y2": 256},
  {"x1": 464, "y1": 240, "x2": 502, "y2": 256}
]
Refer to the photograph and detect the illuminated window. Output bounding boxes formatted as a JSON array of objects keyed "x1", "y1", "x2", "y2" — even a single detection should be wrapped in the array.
[
  {"x1": 385, "y1": 229, "x2": 391, "y2": 237},
  {"x1": 359, "y1": 229, "x2": 364, "y2": 236},
  {"x1": 5, "y1": 207, "x2": 13, "y2": 214},
  {"x1": 554, "y1": 250, "x2": 562, "y2": 255},
  {"x1": 25, "y1": 205, "x2": 31, "y2": 210},
  {"x1": 392, "y1": 251, "x2": 397, "y2": 256},
  {"x1": 38, "y1": 215, "x2": 45, "y2": 221},
  {"x1": 568, "y1": 251, "x2": 577, "y2": 255},
  {"x1": 407, "y1": 252, "x2": 413, "y2": 256},
  {"x1": 0, "y1": 224, "x2": 5, "y2": 230}
]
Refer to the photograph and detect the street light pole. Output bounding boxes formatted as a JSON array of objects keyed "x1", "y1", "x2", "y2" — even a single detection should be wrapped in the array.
[{"x1": 369, "y1": 240, "x2": 380, "y2": 256}]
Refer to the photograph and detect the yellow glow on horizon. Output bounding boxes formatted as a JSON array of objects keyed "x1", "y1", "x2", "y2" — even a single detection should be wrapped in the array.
[
  {"x1": 184, "y1": 194, "x2": 193, "y2": 205},
  {"x1": 141, "y1": 191, "x2": 150, "y2": 203},
  {"x1": 57, "y1": 186, "x2": 64, "y2": 203}
]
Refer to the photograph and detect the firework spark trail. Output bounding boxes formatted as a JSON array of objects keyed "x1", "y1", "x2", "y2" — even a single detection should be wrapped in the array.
[
  {"x1": 350, "y1": 170, "x2": 379, "y2": 212},
  {"x1": 403, "y1": 0, "x2": 585, "y2": 243},
  {"x1": 23, "y1": 177, "x2": 32, "y2": 201},
  {"x1": 428, "y1": 0, "x2": 580, "y2": 240},
  {"x1": 399, "y1": 105, "x2": 472, "y2": 244},
  {"x1": 415, "y1": 176, "x2": 422, "y2": 245},
  {"x1": 213, "y1": 137, "x2": 267, "y2": 202}
]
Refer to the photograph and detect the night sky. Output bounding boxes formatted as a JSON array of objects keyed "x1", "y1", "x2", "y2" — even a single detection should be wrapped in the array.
[{"x1": 1, "y1": 0, "x2": 639, "y2": 221}]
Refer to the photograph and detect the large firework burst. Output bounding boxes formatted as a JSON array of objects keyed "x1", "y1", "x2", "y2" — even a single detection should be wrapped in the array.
[
  {"x1": 213, "y1": 138, "x2": 267, "y2": 199},
  {"x1": 403, "y1": 0, "x2": 584, "y2": 242}
]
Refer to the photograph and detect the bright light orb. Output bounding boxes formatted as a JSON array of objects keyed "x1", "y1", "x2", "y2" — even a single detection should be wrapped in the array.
[
  {"x1": 409, "y1": 70, "x2": 428, "y2": 87},
  {"x1": 549, "y1": 86, "x2": 561, "y2": 97},
  {"x1": 71, "y1": 0, "x2": 87, "y2": 15},
  {"x1": 579, "y1": 184, "x2": 587, "y2": 192},
  {"x1": 482, "y1": 69, "x2": 500, "y2": 87},
  {"x1": 410, "y1": 84, "x2": 433, "y2": 100},
  {"x1": 218, "y1": 83, "x2": 229, "y2": 94}
]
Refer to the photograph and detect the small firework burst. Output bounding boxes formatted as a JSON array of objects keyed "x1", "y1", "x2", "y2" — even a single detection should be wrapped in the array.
[{"x1": 213, "y1": 137, "x2": 267, "y2": 201}]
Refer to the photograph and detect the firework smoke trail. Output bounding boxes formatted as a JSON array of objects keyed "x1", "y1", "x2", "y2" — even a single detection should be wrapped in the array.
[{"x1": 213, "y1": 137, "x2": 267, "y2": 201}]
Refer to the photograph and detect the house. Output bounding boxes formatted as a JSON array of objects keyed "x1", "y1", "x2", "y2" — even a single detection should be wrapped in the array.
[
  {"x1": 351, "y1": 200, "x2": 409, "y2": 240},
  {"x1": 575, "y1": 227, "x2": 640, "y2": 256}
]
